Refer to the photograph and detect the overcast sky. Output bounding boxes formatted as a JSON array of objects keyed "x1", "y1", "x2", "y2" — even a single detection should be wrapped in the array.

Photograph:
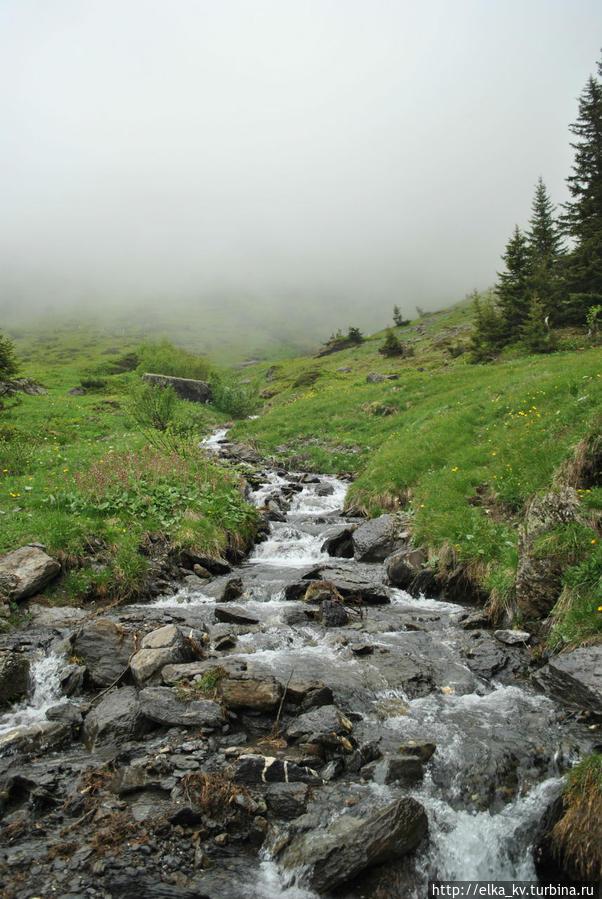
[{"x1": 1, "y1": 0, "x2": 601, "y2": 324}]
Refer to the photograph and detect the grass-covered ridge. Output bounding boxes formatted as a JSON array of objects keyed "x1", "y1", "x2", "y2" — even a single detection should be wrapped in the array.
[
  {"x1": 0, "y1": 334, "x2": 257, "y2": 608},
  {"x1": 231, "y1": 301, "x2": 601, "y2": 644}
]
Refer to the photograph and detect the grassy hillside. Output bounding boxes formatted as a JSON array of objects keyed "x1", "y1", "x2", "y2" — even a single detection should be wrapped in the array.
[
  {"x1": 230, "y1": 301, "x2": 602, "y2": 646},
  {"x1": 0, "y1": 335, "x2": 257, "y2": 611},
  {"x1": 1, "y1": 299, "x2": 600, "y2": 646}
]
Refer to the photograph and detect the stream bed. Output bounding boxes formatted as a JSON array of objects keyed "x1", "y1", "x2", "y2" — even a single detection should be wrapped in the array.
[{"x1": 0, "y1": 435, "x2": 596, "y2": 897}]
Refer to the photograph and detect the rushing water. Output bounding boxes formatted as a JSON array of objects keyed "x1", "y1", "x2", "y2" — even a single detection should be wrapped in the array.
[
  {"x1": 146, "y1": 437, "x2": 577, "y2": 890},
  {"x1": 1, "y1": 432, "x2": 581, "y2": 892},
  {"x1": 0, "y1": 652, "x2": 64, "y2": 740}
]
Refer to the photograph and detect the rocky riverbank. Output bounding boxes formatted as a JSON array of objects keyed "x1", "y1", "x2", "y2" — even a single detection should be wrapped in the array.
[{"x1": 0, "y1": 434, "x2": 600, "y2": 897}]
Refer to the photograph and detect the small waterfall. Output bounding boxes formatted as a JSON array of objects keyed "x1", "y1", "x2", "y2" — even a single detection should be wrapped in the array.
[
  {"x1": 0, "y1": 652, "x2": 64, "y2": 738},
  {"x1": 416, "y1": 776, "x2": 564, "y2": 886}
]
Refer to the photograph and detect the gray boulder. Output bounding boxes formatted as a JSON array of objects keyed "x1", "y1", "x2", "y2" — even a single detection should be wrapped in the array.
[
  {"x1": 352, "y1": 515, "x2": 407, "y2": 562},
  {"x1": 0, "y1": 651, "x2": 30, "y2": 706},
  {"x1": 142, "y1": 372, "x2": 212, "y2": 403},
  {"x1": 130, "y1": 624, "x2": 199, "y2": 686},
  {"x1": 71, "y1": 618, "x2": 135, "y2": 687},
  {"x1": 214, "y1": 604, "x2": 259, "y2": 625},
  {"x1": 138, "y1": 686, "x2": 224, "y2": 728},
  {"x1": 82, "y1": 686, "x2": 148, "y2": 747},
  {"x1": 286, "y1": 704, "x2": 353, "y2": 746},
  {"x1": 532, "y1": 645, "x2": 602, "y2": 715},
  {"x1": 0, "y1": 545, "x2": 61, "y2": 601},
  {"x1": 279, "y1": 796, "x2": 427, "y2": 892},
  {"x1": 385, "y1": 546, "x2": 429, "y2": 589}
]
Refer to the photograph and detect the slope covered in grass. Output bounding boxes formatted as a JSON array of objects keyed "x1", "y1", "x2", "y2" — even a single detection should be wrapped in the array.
[{"x1": 231, "y1": 303, "x2": 602, "y2": 643}]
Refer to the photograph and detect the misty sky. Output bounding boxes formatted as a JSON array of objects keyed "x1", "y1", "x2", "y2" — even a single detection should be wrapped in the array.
[{"x1": 1, "y1": 0, "x2": 601, "y2": 324}]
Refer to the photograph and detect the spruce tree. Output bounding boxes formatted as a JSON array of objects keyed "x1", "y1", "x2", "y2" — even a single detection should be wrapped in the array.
[
  {"x1": 527, "y1": 178, "x2": 564, "y2": 315},
  {"x1": 496, "y1": 225, "x2": 532, "y2": 338},
  {"x1": 561, "y1": 57, "x2": 602, "y2": 322},
  {"x1": 0, "y1": 330, "x2": 19, "y2": 380}
]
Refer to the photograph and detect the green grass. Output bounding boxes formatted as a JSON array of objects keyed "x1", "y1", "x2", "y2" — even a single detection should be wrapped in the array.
[{"x1": 0, "y1": 333, "x2": 257, "y2": 606}]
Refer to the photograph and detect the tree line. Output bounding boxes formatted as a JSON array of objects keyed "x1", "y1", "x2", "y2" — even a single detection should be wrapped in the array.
[{"x1": 471, "y1": 55, "x2": 602, "y2": 361}]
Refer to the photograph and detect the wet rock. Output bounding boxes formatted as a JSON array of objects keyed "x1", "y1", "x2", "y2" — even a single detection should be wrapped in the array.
[
  {"x1": 321, "y1": 525, "x2": 355, "y2": 558},
  {"x1": 365, "y1": 753, "x2": 424, "y2": 785},
  {"x1": 139, "y1": 686, "x2": 225, "y2": 728},
  {"x1": 0, "y1": 720, "x2": 71, "y2": 755},
  {"x1": 286, "y1": 704, "x2": 353, "y2": 746},
  {"x1": 278, "y1": 796, "x2": 428, "y2": 892},
  {"x1": 82, "y1": 686, "x2": 148, "y2": 747},
  {"x1": 346, "y1": 740, "x2": 382, "y2": 772},
  {"x1": 217, "y1": 577, "x2": 243, "y2": 603},
  {"x1": 494, "y1": 629, "x2": 530, "y2": 646},
  {"x1": 398, "y1": 741, "x2": 436, "y2": 762},
  {"x1": 352, "y1": 514, "x2": 407, "y2": 562},
  {"x1": 0, "y1": 651, "x2": 30, "y2": 706},
  {"x1": 214, "y1": 604, "x2": 259, "y2": 625},
  {"x1": 459, "y1": 610, "x2": 491, "y2": 630},
  {"x1": 517, "y1": 488, "x2": 587, "y2": 617},
  {"x1": 234, "y1": 755, "x2": 322, "y2": 785},
  {"x1": 297, "y1": 564, "x2": 390, "y2": 605},
  {"x1": 179, "y1": 549, "x2": 231, "y2": 575},
  {"x1": 130, "y1": 624, "x2": 200, "y2": 686},
  {"x1": 222, "y1": 442, "x2": 262, "y2": 464},
  {"x1": 71, "y1": 618, "x2": 135, "y2": 687},
  {"x1": 265, "y1": 782, "x2": 309, "y2": 819},
  {"x1": 0, "y1": 545, "x2": 61, "y2": 600},
  {"x1": 285, "y1": 679, "x2": 334, "y2": 710},
  {"x1": 142, "y1": 372, "x2": 212, "y2": 403},
  {"x1": 26, "y1": 603, "x2": 87, "y2": 627},
  {"x1": 320, "y1": 599, "x2": 349, "y2": 627},
  {"x1": 221, "y1": 674, "x2": 282, "y2": 711},
  {"x1": 46, "y1": 701, "x2": 83, "y2": 726},
  {"x1": 385, "y1": 546, "x2": 428, "y2": 589},
  {"x1": 532, "y1": 645, "x2": 602, "y2": 716},
  {"x1": 214, "y1": 632, "x2": 237, "y2": 651},
  {"x1": 350, "y1": 641, "x2": 373, "y2": 655},
  {"x1": 60, "y1": 663, "x2": 86, "y2": 696},
  {"x1": 193, "y1": 564, "x2": 211, "y2": 578},
  {"x1": 303, "y1": 580, "x2": 342, "y2": 603}
]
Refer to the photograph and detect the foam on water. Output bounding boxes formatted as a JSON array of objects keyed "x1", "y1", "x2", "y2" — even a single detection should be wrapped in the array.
[
  {"x1": 0, "y1": 652, "x2": 64, "y2": 738},
  {"x1": 416, "y1": 776, "x2": 564, "y2": 884},
  {"x1": 200, "y1": 427, "x2": 230, "y2": 454},
  {"x1": 250, "y1": 526, "x2": 326, "y2": 566}
]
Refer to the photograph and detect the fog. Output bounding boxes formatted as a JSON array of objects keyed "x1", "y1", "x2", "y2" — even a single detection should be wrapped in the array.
[{"x1": 1, "y1": 0, "x2": 601, "y2": 348}]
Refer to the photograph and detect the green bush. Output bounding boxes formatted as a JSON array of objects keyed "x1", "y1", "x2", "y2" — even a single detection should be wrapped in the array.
[
  {"x1": 136, "y1": 339, "x2": 210, "y2": 381},
  {"x1": 0, "y1": 330, "x2": 19, "y2": 380},
  {"x1": 209, "y1": 372, "x2": 258, "y2": 418},
  {"x1": 128, "y1": 383, "x2": 179, "y2": 432}
]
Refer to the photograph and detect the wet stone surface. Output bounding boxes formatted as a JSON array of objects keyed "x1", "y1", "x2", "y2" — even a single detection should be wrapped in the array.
[{"x1": 0, "y1": 437, "x2": 598, "y2": 898}]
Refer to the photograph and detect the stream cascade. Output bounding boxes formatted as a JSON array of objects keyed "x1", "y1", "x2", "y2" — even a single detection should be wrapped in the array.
[{"x1": 0, "y1": 429, "x2": 596, "y2": 898}]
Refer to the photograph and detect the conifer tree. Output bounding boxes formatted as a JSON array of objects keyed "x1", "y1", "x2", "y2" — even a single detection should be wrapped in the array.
[
  {"x1": 561, "y1": 57, "x2": 602, "y2": 322},
  {"x1": 520, "y1": 295, "x2": 554, "y2": 353},
  {"x1": 527, "y1": 178, "x2": 564, "y2": 314},
  {"x1": 496, "y1": 225, "x2": 532, "y2": 337}
]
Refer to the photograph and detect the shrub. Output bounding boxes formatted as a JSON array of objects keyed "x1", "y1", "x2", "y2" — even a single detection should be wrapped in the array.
[
  {"x1": 136, "y1": 339, "x2": 210, "y2": 381},
  {"x1": 0, "y1": 330, "x2": 19, "y2": 380},
  {"x1": 128, "y1": 383, "x2": 178, "y2": 432},
  {"x1": 209, "y1": 371, "x2": 258, "y2": 418},
  {"x1": 379, "y1": 328, "x2": 404, "y2": 357}
]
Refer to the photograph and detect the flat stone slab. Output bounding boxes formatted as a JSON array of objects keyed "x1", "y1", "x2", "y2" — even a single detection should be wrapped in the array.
[{"x1": 532, "y1": 645, "x2": 602, "y2": 715}]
